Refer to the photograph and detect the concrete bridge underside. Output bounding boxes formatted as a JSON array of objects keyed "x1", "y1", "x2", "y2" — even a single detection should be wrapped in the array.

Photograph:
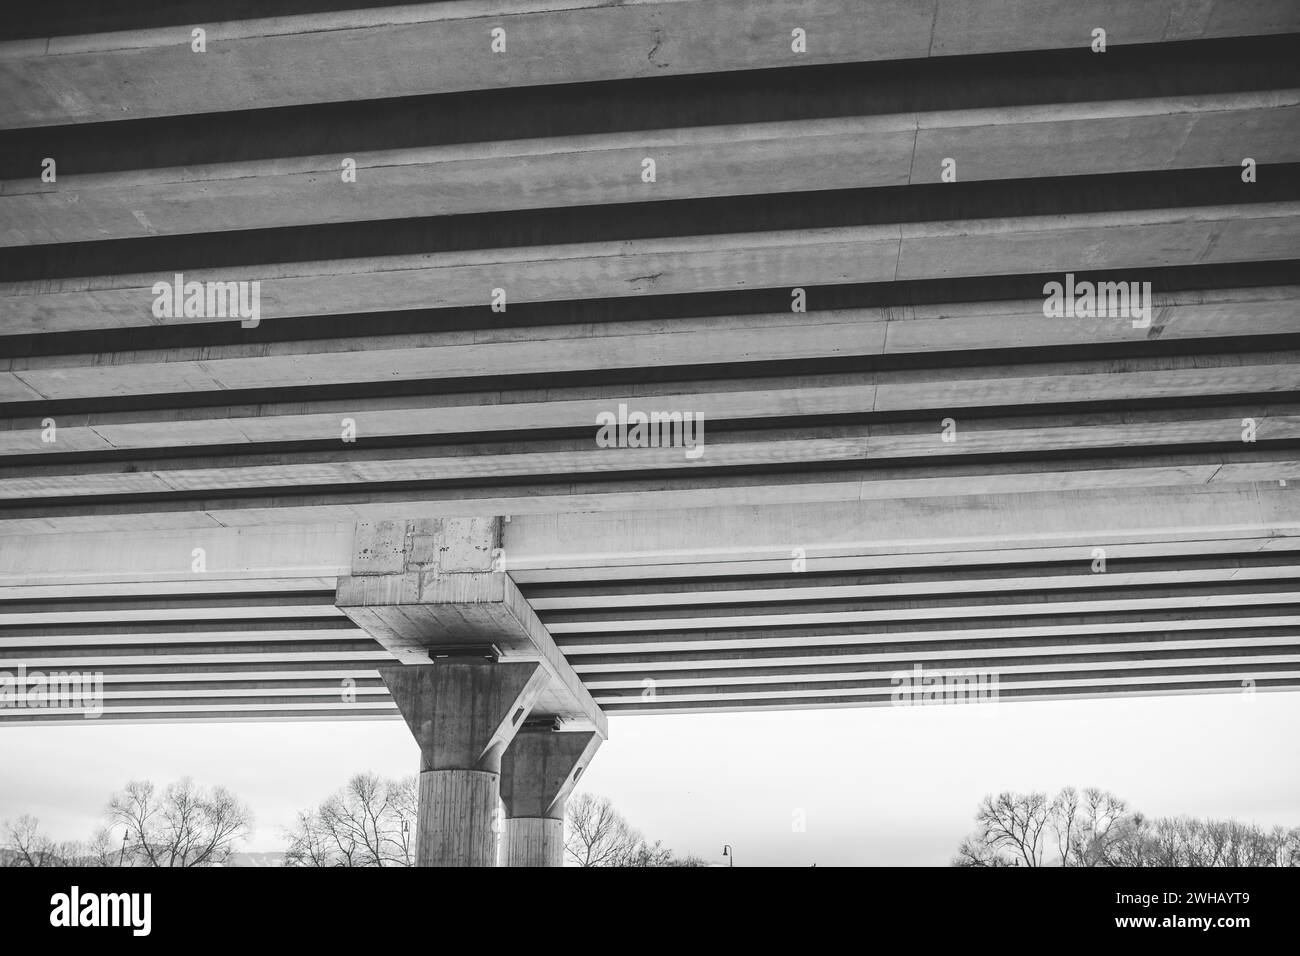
[{"x1": 1, "y1": 0, "x2": 1299, "y2": 863}]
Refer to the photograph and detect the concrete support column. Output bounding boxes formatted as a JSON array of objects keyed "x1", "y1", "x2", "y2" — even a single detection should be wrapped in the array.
[
  {"x1": 500, "y1": 728, "x2": 602, "y2": 867},
  {"x1": 337, "y1": 517, "x2": 607, "y2": 866},
  {"x1": 502, "y1": 817, "x2": 565, "y2": 867},
  {"x1": 381, "y1": 660, "x2": 549, "y2": 867},
  {"x1": 418, "y1": 770, "x2": 500, "y2": 867}
]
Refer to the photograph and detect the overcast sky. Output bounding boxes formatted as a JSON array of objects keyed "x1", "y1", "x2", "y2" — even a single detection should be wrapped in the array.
[{"x1": 2, "y1": 691, "x2": 1297, "y2": 866}]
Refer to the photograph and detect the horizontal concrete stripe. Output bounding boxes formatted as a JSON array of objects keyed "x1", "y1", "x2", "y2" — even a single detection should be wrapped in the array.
[
  {"x1": 0, "y1": 577, "x2": 338, "y2": 602},
  {"x1": 8, "y1": 682, "x2": 1299, "y2": 722},
  {"x1": 7, "y1": 657, "x2": 1296, "y2": 697},
  {"x1": 1, "y1": 536, "x2": 1292, "y2": 599},
  {"x1": 582, "y1": 651, "x2": 1300, "y2": 686},
  {"x1": 1, "y1": 485, "x2": 1293, "y2": 575},
  {"x1": 0, "y1": 697, "x2": 400, "y2": 712},
  {"x1": 32, "y1": 663, "x2": 391, "y2": 679},
  {"x1": 3, "y1": 359, "x2": 1296, "y2": 450},
  {"x1": 5, "y1": 0, "x2": 1292, "y2": 127},
  {"x1": 3, "y1": 285, "x2": 1295, "y2": 401},
  {"x1": 7, "y1": 668, "x2": 1297, "y2": 712},
  {"x1": 597, "y1": 680, "x2": 1300, "y2": 714},
  {"x1": 89, "y1": 670, "x2": 386, "y2": 684},
  {"x1": 526, "y1": 561, "x2": 1300, "y2": 609},
  {"x1": 13, "y1": 645, "x2": 1293, "y2": 690},
  {"x1": 6, "y1": 94, "x2": 1296, "y2": 245},
  {"x1": 591, "y1": 668, "x2": 1300, "y2": 703},
  {"x1": 0, "y1": 630, "x2": 366, "y2": 649},
  {"x1": 3, "y1": 419, "x2": 1298, "y2": 500},
  {"x1": 95, "y1": 683, "x2": 387, "y2": 698},
  {"x1": 0, "y1": 710, "x2": 403, "y2": 724},
  {"x1": 11, "y1": 449, "x2": 1300, "y2": 533},
  {"x1": 557, "y1": 617, "x2": 1300, "y2": 654},
  {"x1": 501, "y1": 486, "x2": 1300, "y2": 566},
  {"x1": 0, "y1": 651, "x2": 392, "y2": 667},
  {"x1": 8, "y1": 626, "x2": 1293, "y2": 659},
  {"x1": 544, "y1": 593, "x2": 1300, "y2": 634},
  {"x1": 6, "y1": 604, "x2": 1294, "y2": 648},
  {"x1": 568, "y1": 636, "x2": 1300, "y2": 672},
  {"x1": 0, "y1": 604, "x2": 345, "y2": 625},
  {"x1": 511, "y1": 537, "x2": 1300, "y2": 583},
  {"x1": 2, "y1": 204, "x2": 1294, "y2": 333},
  {"x1": 19, "y1": 652, "x2": 1284, "y2": 691},
  {"x1": 50, "y1": 660, "x2": 1295, "y2": 699},
  {"x1": 1, "y1": 455, "x2": 1298, "y2": 533}
]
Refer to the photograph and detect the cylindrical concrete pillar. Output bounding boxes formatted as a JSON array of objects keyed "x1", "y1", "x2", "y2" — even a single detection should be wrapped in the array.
[
  {"x1": 417, "y1": 769, "x2": 500, "y2": 867},
  {"x1": 502, "y1": 816, "x2": 564, "y2": 867}
]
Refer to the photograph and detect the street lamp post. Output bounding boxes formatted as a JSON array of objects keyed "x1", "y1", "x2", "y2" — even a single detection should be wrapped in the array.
[{"x1": 722, "y1": 844, "x2": 734, "y2": 867}]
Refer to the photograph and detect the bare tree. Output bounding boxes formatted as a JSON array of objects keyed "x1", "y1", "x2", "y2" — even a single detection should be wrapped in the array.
[
  {"x1": 388, "y1": 774, "x2": 417, "y2": 866},
  {"x1": 958, "y1": 788, "x2": 1136, "y2": 867},
  {"x1": 282, "y1": 809, "x2": 335, "y2": 867},
  {"x1": 952, "y1": 835, "x2": 1019, "y2": 867},
  {"x1": 631, "y1": 839, "x2": 677, "y2": 867},
  {"x1": 565, "y1": 793, "x2": 643, "y2": 867},
  {"x1": 283, "y1": 772, "x2": 415, "y2": 867},
  {"x1": 628, "y1": 839, "x2": 709, "y2": 867},
  {"x1": 82, "y1": 827, "x2": 126, "y2": 867},
  {"x1": 1268, "y1": 825, "x2": 1300, "y2": 867},
  {"x1": 1075, "y1": 788, "x2": 1131, "y2": 866},
  {"x1": 1049, "y1": 786, "x2": 1082, "y2": 866},
  {"x1": 956, "y1": 787, "x2": 1300, "y2": 867},
  {"x1": 1, "y1": 815, "x2": 83, "y2": 867},
  {"x1": 563, "y1": 793, "x2": 702, "y2": 866},
  {"x1": 969, "y1": 791, "x2": 1051, "y2": 867},
  {"x1": 107, "y1": 778, "x2": 252, "y2": 867}
]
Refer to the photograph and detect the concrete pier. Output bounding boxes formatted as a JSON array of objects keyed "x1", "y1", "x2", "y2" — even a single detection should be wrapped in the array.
[
  {"x1": 381, "y1": 661, "x2": 547, "y2": 866},
  {"x1": 500, "y1": 729, "x2": 602, "y2": 867},
  {"x1": 336, "y1": 517, "x2": 606, "y2": 865}
]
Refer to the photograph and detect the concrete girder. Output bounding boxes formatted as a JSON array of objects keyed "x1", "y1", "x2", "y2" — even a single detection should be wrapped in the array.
[
  {"x1": 4, "y1": 94, "x2": 1296, "y2": 246},
  {"x1": 3, "y1": 204, "x2": 1297, "y2": 334},
  {"x1": 5, "y1": 0, "x2": 1294, "y2": 128}
]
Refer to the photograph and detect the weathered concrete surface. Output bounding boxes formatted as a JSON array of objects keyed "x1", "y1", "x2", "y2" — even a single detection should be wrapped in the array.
[
  {"x1": 5, "y1": 95, "x2": 1295, "y2": 245},
  {"x1": 4, "y1": 419, "x2": 1300, "y2": 502},
  {"x1": 4, "y1": 499, "x2": 1297, "y2": 593},
  {"x1": 6, "y1": 0, "x2": 1293, "y2": 128},
  {"x1": 2, "y1": 286, "x2": 1294, "y2": 401},
  {"x1": 1, "y1": 483, "x2": 1297, "y2": 721},
  {"x1": 3, "y1": 486, "x2": 1295, "y2": 581},
  {"x1": 2, "y1": 204, "x2": 1297, "y2": 333},
  {"x1": 500, "y1": 485, "x2": 1300, "y2": 577},
  {"x1": 0, "y1": 456, "x2": 1298, "y2": 534},
  {"x1": 2, "y1": 0, "x2": 1297, "y2": 725}
]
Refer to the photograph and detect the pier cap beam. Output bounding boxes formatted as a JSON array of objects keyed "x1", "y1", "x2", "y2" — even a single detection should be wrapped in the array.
[{"x1": 337, "y1": 516, "x2": 607, "y2": 737}]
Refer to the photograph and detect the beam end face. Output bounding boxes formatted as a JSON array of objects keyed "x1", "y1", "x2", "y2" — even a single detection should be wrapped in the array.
[
  {"x1": 338, "y1": 516, "x2": 512, "y2": 659},
  {"x1": 351, "y1": 517, "x2": 501, "y2": 576}
]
